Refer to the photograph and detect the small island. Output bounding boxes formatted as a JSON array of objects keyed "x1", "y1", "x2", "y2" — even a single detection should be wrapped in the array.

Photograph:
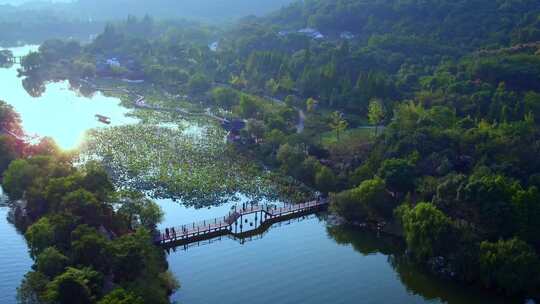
[{"x1": 0, "y1": 49, "x2": 14, "y2": 66}]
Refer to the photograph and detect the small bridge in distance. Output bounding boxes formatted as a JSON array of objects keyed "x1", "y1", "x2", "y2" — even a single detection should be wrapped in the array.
[
  {"x1": 6, "y1": 56, "x2": 23, "y2": 64},
  {"x1": 155, "y1": 199, "x2": 328, "y2": 248}
]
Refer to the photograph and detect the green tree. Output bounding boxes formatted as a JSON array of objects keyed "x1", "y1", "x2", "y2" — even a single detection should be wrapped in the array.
[
  {"x1": 328, "y1": 111, "x2": 348, "y2": 141},
  {"x1": 401, "y1": 202, "x2": 453, "y2": 260},
  {"x1": 330, "y1": 178, "x2": 392, "y2": 221},
  {"x1": 265, "y1": 78, "x2": 279, "y2": 94},
  {"x1": 230, "y1": 72, "x2": 247, "y2": 88},
  {"x1": 378, "y1": 158, "x2": 415, "y2": 195},
  {"x1": 479, "y1": 238, "x2": 540, "y2": 295},
  {"x1": 0, "y1": 135, "x2": 17, "y2": 175},
  {"x1": 315, "y1": 166, "x2": 337, "y2": 193},
  {"x1": 71, "y1": 225, "x2": 111, "y2": 272},
  {"x1": 0, "y1": 49, "x2": 14, "y2": 64},
  {"x1": 25, "y1": 214, "x2": 77, "y2": 255},
  {"x1": 355, "y1": 178, "x2": 394, "y2": 219},
  {"x1": 44, "y1": 267, "x2": 103, "y2": 304},
  {"x1": 17, "y1": 271, "x2": 49, "y2": 304},
  {"x1": 3, "y1": 155, "x2": 71, "y2": 208},
  {"x1": 2, "y1": 159, "x2": 38, "y2": 201},
  {"x1": 98, "y1": 288, "x2": 144, "y2": 304},
  {"x1": 304, "y1": 113, "x2": 328, "y2": 144},
  {"x1": 36, "y1": 247, "x2": 69, "y2": 278},
  {"x1": 300, "y1": 156, "x2": 321, "y2": 185},
  {"x1": 116, "y1": 191, "x2": 164, "y2": 229},
  {"x1": 80, "y1": 161, "x2": 114, "y2": 202},
  {"x1": 276, "y1": 144, "x2": 305, "y2": 177},
  {"x1": 285, "y1": 95, "x2": 297, "y2": 108},
  {"x1": 25, "y1": 217, "x2": 55, "y2": 259},
  {"x1": 368, "y1": 98, "x2": 385, "y2": 135},
  {"x1": 187, "y1": 73, "x2": 210, "y2": 94},
  {"x1": 330, "y1": 188, "x2": 368, "y2": 221},
  {"x1": 512, "y1": 186, "x2": 540, "y2": 247},
  {"x1": 0, "y1": 100, "x2": 23, "y2": 136},
  {"x1": 60, "y1": 190, "x2": 104, "y2": 227},
  {"x1": 211, "y1": 87, "x2": 238, "y2": 110},
  {"x1": 237, "y1": 95, "x2": 260, "y2": 118},
  {"x1": 246, "y1": 119, "x2": 266, "y2": 141},
  {"x1": 111, "y1": 233, "x2": 147, "y2": 283},
  {"x1": 524, "y1": 91, "x2": 540, "y2": 121},
  {"x1": 459, "y1": 173, "x2": 520, "y2": 239},
  {"x1": 306, "y1": 97, "x2": 318, "y2": 112},
  {"x1": 26, "y1": 137, "x2": 59, "y2": 157},
  {"x1": 20, "y1": 52, "x2": 42, "y2": 72}
]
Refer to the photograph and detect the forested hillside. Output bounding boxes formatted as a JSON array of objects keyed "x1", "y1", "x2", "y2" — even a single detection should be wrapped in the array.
[
  {"x1": 70, "y1": 0, "x2": 295, "y2": 21},
  {"x1": 0, "y1": 0, "x2": 295, "y2": 46},
  {"x1": 16, "y1": 0, "x2": 540, "y2": 300},
  {"x1": 268, "y1": 0, "x2": 540, "y2": 45}
]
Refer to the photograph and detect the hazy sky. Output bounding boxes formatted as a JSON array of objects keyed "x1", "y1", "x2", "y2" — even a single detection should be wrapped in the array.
[
  {"x1": 0, "y1": 0, "x2": 296, "y2": 22},
  {"x1": 0, "y1": 0, "x2": 70, "y2": 5}
]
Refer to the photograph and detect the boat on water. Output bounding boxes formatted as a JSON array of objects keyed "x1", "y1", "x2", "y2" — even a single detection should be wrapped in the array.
[{"x1": 95, "y1": 114, "x2": 111, "y2": 124}]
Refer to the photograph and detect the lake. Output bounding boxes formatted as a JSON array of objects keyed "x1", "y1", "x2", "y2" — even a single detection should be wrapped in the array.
[
  {"x1": 0, "y1": 45, "x2": 517, "y2": 304},
  {"x1": 158, "y1": 199, "x2": 513, "y2": 304},
  {"x1": 0, "y1": 45, "x2": 136, "y2": 150}
]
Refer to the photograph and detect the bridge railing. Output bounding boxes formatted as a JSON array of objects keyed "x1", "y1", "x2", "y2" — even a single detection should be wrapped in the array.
[
  {"x1": 174, "y1": 214, "x2": 233, "y2": 231},
  {"x1": 158, "y1": 199, "x2": 328, "y2": 242}
]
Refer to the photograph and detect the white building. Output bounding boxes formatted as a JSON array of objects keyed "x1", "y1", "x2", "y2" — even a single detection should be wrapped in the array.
[
  {"x1": 106, "y1": 58, "x2": 121, "y2": 67},
  {"x1": 340, "y1": 31, "x2": 355, "y2": 40},
  {"x1": 209, "y1": 41, "x2": 219, "y2": 52}
]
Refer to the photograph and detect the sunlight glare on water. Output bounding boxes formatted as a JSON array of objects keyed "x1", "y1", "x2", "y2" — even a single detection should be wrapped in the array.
[{"x1": 0, "y1": 45, "x2": 137, "y2": 150}]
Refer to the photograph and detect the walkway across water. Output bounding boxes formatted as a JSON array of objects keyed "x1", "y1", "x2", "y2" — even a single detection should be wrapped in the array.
[{"x1": 155, "y1": 199, "x2": 328, "y2": 248}]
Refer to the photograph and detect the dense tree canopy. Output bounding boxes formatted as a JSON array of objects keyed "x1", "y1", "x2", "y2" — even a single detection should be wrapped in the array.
[{"x1": 10, "y1": 0, "x2": 540, "y2": 299}]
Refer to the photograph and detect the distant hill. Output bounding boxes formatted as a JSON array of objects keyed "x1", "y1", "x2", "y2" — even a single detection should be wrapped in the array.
[
  {"x1": 70, "y1": 0, "x2": 295, "y2": 21},
  {"x1": 0, "y1": 0, "x2": 297, "y2": 46},
  {"x1": 0, "y1": 0, "x2": 296, "y2": 22},
  {"x1": 264, "y1": 0, "x2": 540, "y2": 49}
]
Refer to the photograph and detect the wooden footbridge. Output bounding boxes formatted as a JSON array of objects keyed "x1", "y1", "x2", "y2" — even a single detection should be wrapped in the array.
[
  {"x1": 155, "y1": 199, "x2": 328, "y2": 248},
  {"x1": 4, "y1": 56, "x2": 22, "y2": 64}
]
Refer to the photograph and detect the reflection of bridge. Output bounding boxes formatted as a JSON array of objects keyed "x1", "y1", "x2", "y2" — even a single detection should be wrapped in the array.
[
  {"x1": 156, "y1": 199, "x2": 328, "y2": 248},
  {"x1": 166, "y1": 214, "x2": 318, "y2": 252}
]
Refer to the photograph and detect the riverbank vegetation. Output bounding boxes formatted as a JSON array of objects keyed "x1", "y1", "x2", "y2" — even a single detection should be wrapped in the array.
[
  {"x1": 13, "y1": 0, "x2": 540, "y2": 300},
  {"x1": 0, "y1": 100, "x2": 177, "y2": 304}
]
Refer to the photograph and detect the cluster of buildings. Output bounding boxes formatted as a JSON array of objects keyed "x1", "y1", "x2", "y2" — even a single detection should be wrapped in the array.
[
  {"x1": 278, "y1": 28, "x2": 324, "y2": 39},
  {"x1": 221, "y1": 118, "x2": 246, "y2": 144},
  {"x1": 208, "y1": 41, "x2": 219, "y2": 52},
  {"x1": 278, "y1": 28, "x2": 356, "y2": 41},
  {"x1": 95, "y1": 55, "x2": 144, "y2": 80}
]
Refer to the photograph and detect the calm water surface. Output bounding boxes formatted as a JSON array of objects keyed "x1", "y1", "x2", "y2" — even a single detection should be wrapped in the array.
[
  {"x1": 0, "y1": 45, "x2": 517, "y2": 304},
  {"x1": 158, "y1": 200, "x2": 514, "y2": 304},
  {"x1": 0, "y1": 45, "x2": 136, "y2": 150},
  {"x1": 0, "y1": 187, "x2": 33, "y2": 304}
]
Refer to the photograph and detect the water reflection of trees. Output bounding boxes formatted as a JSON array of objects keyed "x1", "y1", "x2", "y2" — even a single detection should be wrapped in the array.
[
  {"x1": 20, "y1": 74, "x2": 97, "y2": 98},
  {"x1": 326, "y1": 225, "x2": 514, "y2": 304},
  {"x1": 0, "y1": 62, "x2": 14, "y2": 69},
  {"x1": 22, "y1": 74, "x2": 46, "y2": 97},
  {"x1": 326, "y1": 224, "x2": 402, "y2": 256},
  {"x1": 68, "y1": 79, "x2": 97, "y2": 98}
]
